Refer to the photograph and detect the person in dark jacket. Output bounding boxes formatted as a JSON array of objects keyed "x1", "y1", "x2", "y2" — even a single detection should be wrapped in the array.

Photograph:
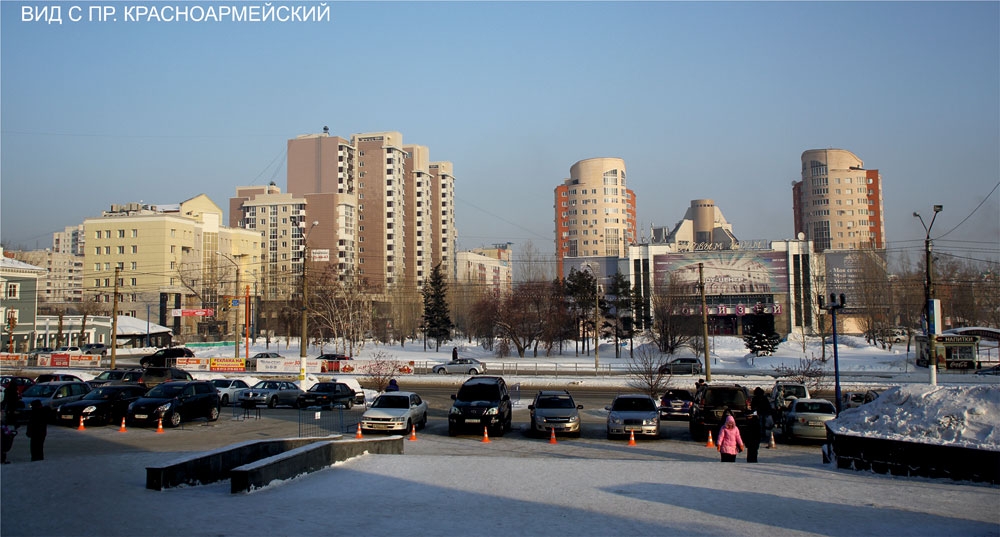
[
  {"x1": 1, "y1": 420, "x2": 16, "y2": 464},
  {"x1": 452, "y1": 347, "x2": 458, "y2": 361},
  {"x1": 386, "y1": 379, "x2": 400, "y2": 392},
  {"x1": 3, "y1": 381, "x2": 20, "y2": 424},
  {"x1": 743, "y1": 412, "x2": 762, "y2": 463},
  {"x1": 750, "y1": 387, "x2": 772, "y2": 436},
  {"x1": 26, "y1": 399, "x2": 47, "y2": 461}
]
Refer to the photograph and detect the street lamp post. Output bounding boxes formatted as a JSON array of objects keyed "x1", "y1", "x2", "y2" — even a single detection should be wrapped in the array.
[
  {"x1": 218, "y1": 253, "x2": 243, "y2": 359},
  {"x1": 914, "y1": 205, "x2": 942, "y2": 386},
  {"x1": 300, "y1": 221, "x2": 318, "y2": 381},
  {"x1": 819, "y1": 293, "x2": 846, "y2": 415}
]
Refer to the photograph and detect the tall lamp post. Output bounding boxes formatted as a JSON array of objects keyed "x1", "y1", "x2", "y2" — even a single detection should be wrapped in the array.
[
  {"x1": 299, "y1": 221, "x2": 318, "y2": 381},
  {"x1": 819, "y1": 293, "x2": 846, "y2": 415},
  {"x1": 218, "y1": 252, "x2": 244, "y2": 359},
  {"x1": 914, "y1": 205, "x2": 942, "y2": 386}
]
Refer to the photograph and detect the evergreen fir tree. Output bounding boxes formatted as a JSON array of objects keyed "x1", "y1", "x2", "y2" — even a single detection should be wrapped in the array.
[{"x1": 422, "y1": 263, "x2": 454, "y2": 350}]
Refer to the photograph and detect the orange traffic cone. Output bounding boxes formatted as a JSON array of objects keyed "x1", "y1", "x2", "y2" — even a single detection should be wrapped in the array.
[
  {"x1": 705, "y1": 430, "x2": 715, "y2": 448},
  {"x1": 77, "y1": 416, "x2": 86, "y2": 431},
  {"x1": 627, "y1": 430, "x2": 636, "y2": 446},
  {"x1": 549, "y1": 427, "x2": 558, "y2": 445},
  {"x1": 481, "y1": 427, "x2": 491, "y2": 443},
  {"x1": 119, "y1": 417, "x2": 127, "y2": 433},
  {"x1": 409, "y1": 424, "x2": 418, "y2": 441},
  {"x1": 156, "y1": 416, "x2": 164, "y2": 434},
  {"x1": 355, "y1": 424, "x2": 364, "y2": 439},
  {"x1": 768, "y1": 431, "x2": 776, "y2": 449}
]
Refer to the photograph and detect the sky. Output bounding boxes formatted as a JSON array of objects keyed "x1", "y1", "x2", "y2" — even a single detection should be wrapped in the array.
[
  {"x1": 2, "y1": 1, "x2": 998, "y2": 272},
  {"x1": 1, "y1": 335, "x2": 998, "y2": 536}
]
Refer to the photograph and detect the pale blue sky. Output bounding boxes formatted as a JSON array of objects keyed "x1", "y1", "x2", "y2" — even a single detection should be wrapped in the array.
[{"x1": 2, "y1": 1, "x2": 998, "y2": 267}]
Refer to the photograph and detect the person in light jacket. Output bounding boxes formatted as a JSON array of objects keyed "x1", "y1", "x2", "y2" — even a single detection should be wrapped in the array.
[{"x1": 716, "y1": 414, "x2": 744, "y2": 463}]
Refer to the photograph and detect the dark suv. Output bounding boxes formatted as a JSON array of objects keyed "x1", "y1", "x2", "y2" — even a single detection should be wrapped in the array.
[
  {"x1": 126, "y1": 380, "x2": 220, "y2": 428},
  {"x1": 689, "y1": 383, "x2": 750, "y2": 442},
  {"x1": 139, "y1": 347, "x2": 195, "y2": 368},
  {"x1": 448, "y1": 376, "x2": 512, "y2": 437}
]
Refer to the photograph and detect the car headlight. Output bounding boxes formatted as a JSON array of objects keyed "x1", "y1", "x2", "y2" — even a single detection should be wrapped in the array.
[
  {"x1": 609, "y1": 413, "x2": 622, "y2": 425},
  {"x1": 390, "y1": 416, "x2": 406, "y2": 423},
  {"x1": 643, "y1": 417, "x2": 658, "y2": 425},
  {"x1": 449, "y1": 406, "x2": 461, "y2": 415},
  {"x1": 484, "y1": 407, "x2": 498, "y2": 415},
  {"x1": 127, "y1": 402, "x2": 135, "y2": 411},
  {"x1": 568, "y1": 415, "x2": 580, "y2": 422},
  {"x1": 155, "y1": 402, "x2": 172, "y2": 414},
  {"x1": 83, "y1": 405, "x2": 97, "y2": 414}
]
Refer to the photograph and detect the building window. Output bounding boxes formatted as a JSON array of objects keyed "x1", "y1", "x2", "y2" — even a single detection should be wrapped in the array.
[
  {"x1": 5, "y1": 282, "x2": 19, "y2": 299},
  {"x1": 118, "y1": 229, "x2": 126, "y2": 238}
]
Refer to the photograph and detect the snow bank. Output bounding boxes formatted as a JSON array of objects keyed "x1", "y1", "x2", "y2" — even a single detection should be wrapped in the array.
[{"x1": 828, "y1": 385, "x2": 1000, "y2": 451}]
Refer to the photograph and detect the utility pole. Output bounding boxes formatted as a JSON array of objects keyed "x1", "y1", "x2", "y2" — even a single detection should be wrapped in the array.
[
  {"x1": 299, "y1": 221, "x2": 318, "y2": 381},
  {"x1": 699, "y1": 263, "x2": 711, "y2": 382},
  {"x1": 234, "y1": 264, "x2": 240, "y2": 359},
  {"x1": 914, "y1": 205, "x2": 942, "y2": 386},
  {"x1": 111, "y1": 266, "x2": 120, "y2": 369}
]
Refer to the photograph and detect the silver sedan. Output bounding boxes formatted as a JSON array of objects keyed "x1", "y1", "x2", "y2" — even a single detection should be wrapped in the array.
[
  {"x1": 432, "y1": 358, "x2": 487, "y2": 375},
  {"x1": 360, "y1": 392, "x2": 429, "y2": 433},
  {"x1": 237, "y1": 380, "x2": 304, "y2": 408}
]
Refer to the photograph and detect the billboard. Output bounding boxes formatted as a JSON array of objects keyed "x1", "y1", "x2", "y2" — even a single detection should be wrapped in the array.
[
  {"x1": 824, "y1": 251, "x2": 886, "y2": 312},
  {"x1": 652, "y1": 251, "x2": 788, "y2": 295}
]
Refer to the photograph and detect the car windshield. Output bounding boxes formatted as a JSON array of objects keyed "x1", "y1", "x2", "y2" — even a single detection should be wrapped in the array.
[
  {"x1": 23, "y1": 384, "x2": 58, "y2": 397},
  {"x1": 147, "y1": 384, "x2": 184, "y2": 398},
  {"x1": 705, "y1": 390, "x2": 746, "y2": 407},
  {"x1": 374, "y1": 395, "x2": 409, "y2": 409},
  {"x1": 456, "y1": 384, "x2": 500, "y2": 402},
  {"x1": 309, "y1": 383, "x2": 337, "y2": 392},
  {"x1": 612, "y1": 397, "x2": 656, "y2": 412},
  {"x1": 211, "y1": 379, "x2": 232, "y2": 388},
  {"x1": 665, "y1": 390, "x2": 693, "y2": 401},
  {"x1": 781, "y1": 385, "x2": 808, "y2": 398},
  {"x1": 252, "y1": 381, "x2": 278, "y2": 390},
  {"x1": 94, "y1": 371, "x2": 124, "y2": 381},
  {"x1": 536, "y1": 396, "x2": 575, "y2": 409},
  {"x1": 83, "y1": 387, "x2": 120, "y2": 400},
  {"x1": 795, "y1": 401, "x2": 836, "y2": 414}
]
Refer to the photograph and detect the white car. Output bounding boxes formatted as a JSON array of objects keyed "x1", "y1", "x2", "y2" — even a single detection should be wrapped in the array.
[
  {"x1": 54, "y1": 346, "x2": 84, "y2": 355},
  {"x1": 783, "y1": 398, "x2": 837, "y2": 441},
  {"x1": 211, "y1": 378, "x2": 250, "y2": 406},
  {"x1": 360, "y1": 391, "x2": 429, "y2": 433}
]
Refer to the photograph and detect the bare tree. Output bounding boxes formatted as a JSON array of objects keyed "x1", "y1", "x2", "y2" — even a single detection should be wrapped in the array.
[
  {"x1": 650, "y1": 272, "x2": 695, "y2": 354},
  {"x1": 624, "y1": 339, "x2": 672, "y2": 398},
  {"x1": 852, "y1": 249, "x2": 893, "y2": 349},
  {"x1": 76, "y1": 293, "x2": 111, "y2": 345},
  {"x1": 493, "y1": 281, "x2": 552, "y2": 357},
  {"x1": 361, "y1": 350, "x2": 407, "y2": 392},
  {"x1": 772, "y1": 355, "x2": 828, "y2": 394},
  {"x1": 515, "y1": 240, "x2": 552, "y2": 283}
]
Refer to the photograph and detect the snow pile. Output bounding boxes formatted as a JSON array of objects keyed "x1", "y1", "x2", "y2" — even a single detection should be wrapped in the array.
[{"x1": 828, "y1": 385, "x2": 1000, "y2": 451}]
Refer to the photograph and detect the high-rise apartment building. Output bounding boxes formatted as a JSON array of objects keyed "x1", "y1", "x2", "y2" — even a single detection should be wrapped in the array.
[
  {"x1": 428, "y1": 161, "x2": 456, "y2": 279},
  {"x1": 554, "y1": 158, "x2": 636, "y2": 276},
  {"x1": 12, "y1": 250, "x2": 84, "y2": 304},
  {"x1": 792, "y1": 149, "x2": 885, "y2": 252},
  {"x1": 52, "y1": 224, "x2": 85, "y2": 256},
  {"x1": 403, "y1": 145, "x2": 433, "y2": 288},
  {"x1": 350, "y1": 131, "x2": 408, "y2": 289}
]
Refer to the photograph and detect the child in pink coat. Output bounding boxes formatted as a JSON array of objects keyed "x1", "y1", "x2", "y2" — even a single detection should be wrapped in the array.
[{"x1": 716, "y1": 415, "x2": 744, "y2": 462}]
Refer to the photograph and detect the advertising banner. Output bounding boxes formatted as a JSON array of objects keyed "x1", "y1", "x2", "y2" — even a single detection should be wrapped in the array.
[
  {"x1": 70, "y1": 355, "x2": 102, "y2": 367},
  {"x1": 256, "y1": 358, "x2": 322, "y2": 374},
  {"x1": 176, "y1": 357, "x2": 210, "y2": 371},
  {"x1": 653, "y1": 251, "x2": 788, "y2": 295},
  {"x1": 50, "y1": 353, "x2": 71, "y2": 367},
  {"x1": 210, "y1": 357, "x2": 246, "y2": 372}
]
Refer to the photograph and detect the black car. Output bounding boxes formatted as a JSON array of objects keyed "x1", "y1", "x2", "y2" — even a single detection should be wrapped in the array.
[
  {"x1": 296, "y1": 382, "x2": 357, "y2": 410},
  {"x1": 689, "y1": 383, "x2": 751, "y2": 442},
  {"x1": 659, "y1": 389, "x2": 694, "y2": 420},
  {"x1": 140, "y1": 347, "x2": 195, "y2": 368},
  {"x1": 448, "y1": 376, "x2": 512, "y2": 437},
  {"x1": 87, "y1": 369, "x2": 143, "y2": 388},
  {"x1": 55, "y1": 384, "x2": 148, "y2": 426},
  {"x1": 127, "y1": 381, "x2": 220, "y2": 428},
  {"x1": 15, "y1": 381, "x2": 92, "y2": 423}
]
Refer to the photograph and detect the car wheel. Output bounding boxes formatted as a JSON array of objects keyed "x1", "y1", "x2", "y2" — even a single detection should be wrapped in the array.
[
  {"x1": 419, "y1": 413, "x2": 428, "y2": 430},
  {"x1": 268, "y1": 397, "x2": 277, "y2": 409},
  {"x1": 208, "y1": 406, "x2": 219, "y2": 422},
  {"x1": 345, "y1": 399, "x2": 353, "y2": 410},
  {"x1": 168, "y1": 411, "x2": 181, "y2": 428},
  {"x1": 447, "y1": 424, "x2": 457, "y2": 437},
  {"x1": 291, "y1": 399, "x2": 299, "y2": 409},
  {"x1": 607, "y1": 431, "x2": 616, "y2": 440},
  {"x1": 436, "y1": 368, "x2": 448, "y2": 375},
  {"x1": 492, "y1": 425, "x2": 505, "y2": 437},
  {"x1": 468, "y1": 369, "x2": 478, "y2": 375},
  {"x1": 221, "y1": 394, "x2": 229, "y2": 406},
  {"x1": 405, "y1": 419, "x2": 412, "y2": 433}
]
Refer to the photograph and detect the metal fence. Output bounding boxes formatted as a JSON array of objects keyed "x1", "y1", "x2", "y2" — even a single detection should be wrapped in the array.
[{"x1": 297, "y1": 406, "x2": 364, "y2": 438}]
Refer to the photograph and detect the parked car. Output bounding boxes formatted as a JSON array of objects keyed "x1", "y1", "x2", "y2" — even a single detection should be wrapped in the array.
[
  {"x1": 658, "y1": 357, "x2": 703, "y2": 375},
  {"x1": 127, "y1": 380, "x2": 221, "y2": 428},
  {"x1": 528, "y1": 390, "x2": 582, "y2": 437},
  {"x1": 55, "y1": 384, "x2": 148, "y2": 427},
  {"x1": 975, "y1": 364, "x2": 1000, "y2": 376},
  {"x1": 689, "y1": 383, "x2": 751, "y2": 442},
  {"x1": 330, "y1": 377, "x2": 367, "y2": 405},
  {"x1": 15, "y1": 381, "x2": 92, "y2": 423},
  {"x1": 139, "y1": 347, "x2": 195, "y2": 368},
  {"x1": 250, "y1": 352, "x2": 282, "y2": 359},
  {"x1": 360, "y1": 391, "x2": 429, "y2": 434},
  {"x1": 81, "y1": 343, "x2": 109, "y2": 356},
  {"x1": 54, "y1": 346, "x2": 84, "y2": 355},
  {"x1": 840, "y1": 390, "x2": 880, "y2": 410},
  {"x1": 783, "y1": 398, "x2": 837, "y2": 441},
  {"x1": 1, "y1": 375, "x2": 35, "y2": 397},
  {"x1": 296, "y1": 382, "x2": 356, "y2": 410},
  {"x1": 26, "y1": 347, "x2": 55, "y2": 356},
  {"x1": 606, "y1": 394, "x2": 660, "y2": 440},
  {"x1": 238, "y1": 380, "x2": 304, "y2": 409},
  {"x1": 137, "y1": 367, "x2": 193, "y2": 388},
  {"x1": 433, "y1": 358, "x2": 487, "y2": 375},
  {"x1": 448, "y1": 376, "x2": 512, "y2": 437},
  {"x1": 770, "y1": 382, "x2": 810, "y2": 426},
  {"x1": 659, "y1": 389, "x2": 694, "y2": 420},
  {"x1": 87, "y1": 369, "x2": 143, "y2": 388},
  {"x1": 35, "y1": 373, "x2": 85, "y2": 384},
  {"x1": 211, "y1": 378, "x2": 250, "y2": 406}
]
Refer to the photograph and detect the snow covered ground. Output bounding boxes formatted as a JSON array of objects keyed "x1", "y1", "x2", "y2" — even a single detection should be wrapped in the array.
[{"x1": 2, "y1": 335, "x2": 997, "y2": 536}]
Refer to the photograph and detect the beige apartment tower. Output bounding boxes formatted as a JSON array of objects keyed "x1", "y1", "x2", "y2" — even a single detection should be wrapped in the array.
[
  {"x1": 792, "y1": 149, "x2": 885, "y2": 252},
  {"x1": 554, "y1": 158, "x2": 637, "y2": 276}
]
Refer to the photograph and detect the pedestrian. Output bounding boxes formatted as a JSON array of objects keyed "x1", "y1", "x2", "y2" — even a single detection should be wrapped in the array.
[
  {"x1": 26, "y1": 399, "x2": 47, "y2": 462},
  {"x1": 452, "y1": 347, "x2": 458, "y2": 361},
  {"x1": 750, "y1": 387, "x2": 772, "y2": 436},
  {"x1": 2, "y1": 381, "x2": 20, "y2": 424},
  {"x1": 716, "y1": 415, "x2": 744, "y2": 463},
  {"x1": 386, "y1": 379, "x2": 400, "y2": 392},
  {"x1": 743, "y1": 412, "x2": 762, "y2": 463},
  {"x1": 1, "y1": 419, "x2": 16, "y2": 464}
]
